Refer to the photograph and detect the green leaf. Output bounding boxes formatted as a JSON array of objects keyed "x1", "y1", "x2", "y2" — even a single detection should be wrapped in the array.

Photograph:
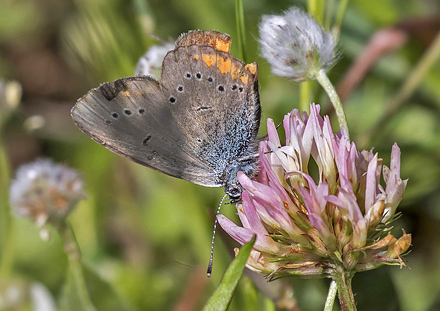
[
  {"x1": 241, "y1": 277, "x2": 259, "y2": 311},
  {"x1": 202, "y1": 236, "x2": 255, "y2": 311}
]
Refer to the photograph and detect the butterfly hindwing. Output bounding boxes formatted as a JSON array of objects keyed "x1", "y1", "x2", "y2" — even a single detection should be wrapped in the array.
[{"x1": 161, "y1": 41, "x2": 260, "y2": 179}]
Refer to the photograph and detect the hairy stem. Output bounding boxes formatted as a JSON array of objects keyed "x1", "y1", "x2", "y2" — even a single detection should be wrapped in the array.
[
  {"x1": 333, "y1": 270, "x2": 357, "y2": 311},
  {"x1": 315, "y1": 69, "x2": 350, "y2": 137},
  {"x1": 324, "y1": 280, "x2": 338, "y2": 311}
]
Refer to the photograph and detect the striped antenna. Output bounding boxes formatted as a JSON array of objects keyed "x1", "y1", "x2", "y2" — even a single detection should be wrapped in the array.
[{"x1": 207, "y1": 193, "x2": 228, "y2": 277}]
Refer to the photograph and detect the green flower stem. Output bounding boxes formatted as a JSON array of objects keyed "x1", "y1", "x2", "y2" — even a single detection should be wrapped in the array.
[
  {"x1": 235, "y1": 0, "x2": 247, "y2": 62},
  {"x1": 307, "y1": 0, "x2": 318, "y2": 18},
  {"x1": 133, "y1": 0, "x2": 154, "y2": 35},
  {"x1": 323, "y1": 0, "x2": 335, "y2": 30},
  {"x1": 324, "y1": 280, "x2": 337, "y2": 311},
  {"x1": 333, "y1": 270, "x2": 357, "y2": 311},
  {"x1": 0, "y1": 137, "x2": 14, "y2": 282},
  {"x1": 314, "y1": 68, "x2": 350, "y2": 137},
  {"x1": 0, "y1": 221, "x2": 15, "y2": 283},
  {"x1": 333, "y1": 0, "x2": 350, "y2": 37},
  {"x1": 62, "y1": 222, "x2": 97, "y2": 311},
  {"x1": 307, "y1": 0, "x2": 324, "y2": 22},
  {"x1": 300, "y1": 81, "x2": 312, "y2": 112},
  {"x1": 359, "y1": 30, "x2": 440, "y2": 147}
]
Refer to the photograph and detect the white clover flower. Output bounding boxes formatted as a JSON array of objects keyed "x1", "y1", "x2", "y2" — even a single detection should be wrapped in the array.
[
  {"x1": 10, "y1": 159, "x2": 84, "y2": 230},
  {"x1": 259, "y1": 8, "x2": 337, "y2": 82},
  {"x1": 135, "y1": 42, "x2": 174, "y2": 79}
]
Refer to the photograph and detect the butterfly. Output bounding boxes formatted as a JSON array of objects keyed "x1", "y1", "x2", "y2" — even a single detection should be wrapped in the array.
[{"x1": 71, "y1": 30, "x2": 261, "y2": 202}]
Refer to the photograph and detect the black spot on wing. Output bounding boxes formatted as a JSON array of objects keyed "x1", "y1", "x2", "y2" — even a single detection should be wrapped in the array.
[
  {"x1": 142, "y1": 135, "x2": 152, "y2": 146},
  {"x1": 196, "y1": 106, "x2": 213, "y2": 112},
  {"x1": 99, "y1": 79, "x2": 128, "y2": 101}
]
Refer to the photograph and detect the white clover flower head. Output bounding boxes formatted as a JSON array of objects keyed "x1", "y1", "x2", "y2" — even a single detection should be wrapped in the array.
[
  {"x1": 259, "y1": 8, "x2": 337, "y2": 82},
  {"x1": 135, "y1": 42, "x2": 174, "y2": 80},
  {"x1": 10, "y1": 159, "x2": 84, "y2": 230},
  {"x1": 219, "y1": 104, "x2": 410, "y2": 279}
]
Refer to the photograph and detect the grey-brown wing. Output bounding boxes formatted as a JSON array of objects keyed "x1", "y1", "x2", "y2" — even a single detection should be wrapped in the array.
[
  {"x1": 71, "y1": 76, "x2": 220, "y2": 187},
  {"x1": 161, "y1": 45, "x2": 260, "y2": 173}
]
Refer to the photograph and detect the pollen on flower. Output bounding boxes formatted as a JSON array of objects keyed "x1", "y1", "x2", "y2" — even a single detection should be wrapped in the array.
[
  {"x1": 10, "y1": 159, "x2": 84, "y2": 230},
  {"x1": 218, "y1": 104, "x2": 410, "y2": 279}
]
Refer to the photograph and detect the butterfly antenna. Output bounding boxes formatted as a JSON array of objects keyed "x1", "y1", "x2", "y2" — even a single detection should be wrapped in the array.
[
  {"x1": 259, "y1": 121, "x2": 282, "y2": 140},
  {"x1": 207, "y1": 193, "x2": 228, "y2": 277}
]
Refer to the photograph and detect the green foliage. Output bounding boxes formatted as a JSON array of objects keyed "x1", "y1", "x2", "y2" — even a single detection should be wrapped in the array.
[
  {"x1": 0, "y1": 0, "x2": 439, "y2": 310},
  {"x1": 203, "y1": 237, "x2": 255, "y2": 311}
]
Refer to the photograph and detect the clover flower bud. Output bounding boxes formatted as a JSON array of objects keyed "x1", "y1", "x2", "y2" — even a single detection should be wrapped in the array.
[
  {"x1": 259, "y1": 8, "x2": 337, "y2": 82},
  {"x1": 10, "y1": 159, "x2": 84, "y2": 234}
]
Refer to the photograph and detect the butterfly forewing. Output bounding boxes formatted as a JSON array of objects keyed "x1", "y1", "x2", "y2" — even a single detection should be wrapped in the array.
[{"x1": 71, "y1": 76, "x2": 219, "y2": 186}]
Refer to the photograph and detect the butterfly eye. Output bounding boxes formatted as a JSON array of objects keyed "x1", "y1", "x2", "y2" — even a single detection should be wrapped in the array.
[
  {"x1": 238, "y1": 86, "x2": 244, "y2": 93},
  {"x1": 217, "y1": 85, "x2": 225, "y2": 93},
  {"x1": 231, "y1": 84, "x2": 237, "y2": 91},
  {"x1": 207, "y1": 76, "x2": 214, "y2": 83},
  {"x1": 185, "y1": 72, "x2": 192, "y2": 79},
  {"x1": 111, "y1": 112, "x2": 119, "y2": 119},
  {"x1": 177, "y1": 85, "x2": 184, "y2": 93},
  {"x1": 138, "y1": 108, "x2": 145, "y2": 114},
  {"x1": 124, "y1": 109, "x2": 132, "y2": 116},
  {"x1": 169, "y1": 96, "x2": 176, "y2": 104},
  {"x1": 195, "y1": 72, "x2": 202, "y2": 80}
]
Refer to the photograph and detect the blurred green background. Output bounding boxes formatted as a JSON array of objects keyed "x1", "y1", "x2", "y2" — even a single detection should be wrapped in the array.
[{"x1": 0, "y1": 0, "x2": 440, "y2": 310}]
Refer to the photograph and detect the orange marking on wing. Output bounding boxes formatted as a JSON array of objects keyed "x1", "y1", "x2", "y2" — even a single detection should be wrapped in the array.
[
  {"x1": 215, "y1": 39, "x2": 231, "y2": 53},
  {"x1": 217, "y1": 56, "x2": 232, "y2": 74},
  {"x1": 240, "y1": 75, "x2": 249, "y2": 84},
  {"x1": 244, "y1": 63, "x2": 257, "y2": 75},
  {"x1": 192, "y1": 55, "x2": 200, "y2": 60},
  {"x1": 230, "y1": 62, "x2": 241, "y2": 79},
  {"x1": 202, "y1": 54, "x2": 216, "y2": 67},
  {"x1": 121, "y1": 91, "x2": 130, "y2": 97}
]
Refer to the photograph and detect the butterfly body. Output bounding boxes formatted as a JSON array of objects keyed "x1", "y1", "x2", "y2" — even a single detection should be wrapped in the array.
[{"x1": 72, "y1": 30, "x2": 261, "y2": 201}]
